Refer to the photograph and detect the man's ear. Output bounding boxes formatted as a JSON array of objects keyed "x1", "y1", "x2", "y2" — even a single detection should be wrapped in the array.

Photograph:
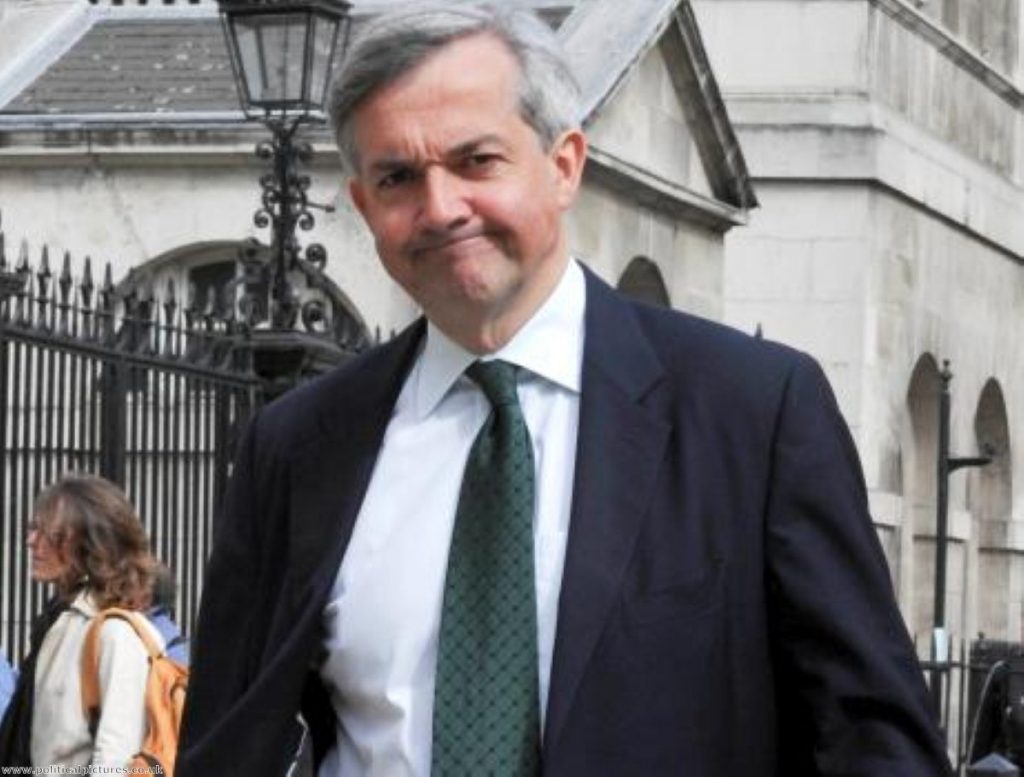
[
  {"x1": 550, "y1": 128, "x2": 588, "y2": 209},
  {"x1": 349, "y1": 177, "x2": 368, "y2": 219}
]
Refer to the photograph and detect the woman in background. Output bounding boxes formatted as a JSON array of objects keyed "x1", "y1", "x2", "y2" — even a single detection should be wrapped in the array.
[{"x1": 0, "y1": 474, "x2": 163, "y2": 767}]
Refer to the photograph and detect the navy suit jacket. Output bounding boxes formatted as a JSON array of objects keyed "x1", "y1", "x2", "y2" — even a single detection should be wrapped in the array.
[{"x1": 178, "y1": 268, "x2": 951, "y2": 776}]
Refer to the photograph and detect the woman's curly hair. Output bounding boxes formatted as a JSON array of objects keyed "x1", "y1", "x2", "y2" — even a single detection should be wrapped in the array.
[{"x1": 32, "y1": 473, "x2": 156, "y2": 610}]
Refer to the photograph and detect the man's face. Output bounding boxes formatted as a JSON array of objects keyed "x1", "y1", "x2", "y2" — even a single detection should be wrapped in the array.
[{"x1": 348, "y1": 33, "x2": 586, "y2": 351}]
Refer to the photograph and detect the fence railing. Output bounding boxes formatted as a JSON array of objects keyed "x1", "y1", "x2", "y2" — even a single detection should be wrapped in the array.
[
  {"x1": 922, "y1": 636, "x2": 1024, "y2": 774},
  {"x1": 0, "y1": 232, "x2": 262, "y2": 662}
]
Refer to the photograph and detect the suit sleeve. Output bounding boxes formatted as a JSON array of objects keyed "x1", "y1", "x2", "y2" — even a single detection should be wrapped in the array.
[
  {"x1": 177, "y1": 410, "x2": 265, "y2": 768},
  {"x1": 764, "y1": 354, "x2": 952, "y2": 776}
]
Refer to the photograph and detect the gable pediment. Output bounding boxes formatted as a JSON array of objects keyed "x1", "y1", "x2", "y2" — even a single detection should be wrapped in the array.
[
  {"x1": 585, "y1": 40, "x2": 715, "y2": 200},
  {"x1": 560, "y1": 0, "x2": 756, "y2": 226}
]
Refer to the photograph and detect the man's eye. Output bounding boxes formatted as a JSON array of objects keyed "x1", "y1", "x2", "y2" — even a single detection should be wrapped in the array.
[
  {"x1": 378, "y1": 169, "x2": 416, "y2": 189},
  {"x1": 463, "y1": 153, "x2": 500, "y2": 170}
]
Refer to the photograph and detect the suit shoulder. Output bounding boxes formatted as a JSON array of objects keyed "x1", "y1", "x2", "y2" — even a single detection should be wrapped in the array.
[
  {"x1": 629, "y1": 301, "x2": 813, "y2": 384},
  {"x1": 622, "y1": 300, "x2": 839, "y2": 450}
]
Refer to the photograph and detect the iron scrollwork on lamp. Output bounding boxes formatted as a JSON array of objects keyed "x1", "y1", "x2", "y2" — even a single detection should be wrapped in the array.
[{"x1": 218, "y1": 0, "x2": 366, "y2": 395}]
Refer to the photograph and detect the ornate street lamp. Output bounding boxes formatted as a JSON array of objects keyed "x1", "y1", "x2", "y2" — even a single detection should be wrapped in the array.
[{"x1": 217, "y1": 0, "x2": 357, "y2": 394}]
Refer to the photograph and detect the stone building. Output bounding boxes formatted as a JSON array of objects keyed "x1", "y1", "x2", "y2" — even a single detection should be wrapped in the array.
[{"x1": 694, "y1": 0, "x2": 1024, "y2": 660}]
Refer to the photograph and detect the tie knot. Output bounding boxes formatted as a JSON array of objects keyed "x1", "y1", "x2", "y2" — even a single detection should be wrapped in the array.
[{"x1": 467, "y1": 360, "x2": 520, "y2": 408}]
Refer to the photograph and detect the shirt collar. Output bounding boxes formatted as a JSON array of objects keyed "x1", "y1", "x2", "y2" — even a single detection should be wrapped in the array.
[
  {"x1": 69, "y1": 589, "x2": 100, "y2": 617},
  {"x1": 413, "y1": 258, "x2": 586, "y2": 419}
]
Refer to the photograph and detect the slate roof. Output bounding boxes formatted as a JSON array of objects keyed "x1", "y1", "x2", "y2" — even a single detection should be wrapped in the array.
[
  {"x1": 562, "y1": 0, "x2": 757, "y2": 210},
  {"x1": 4, "y1": 19, "x2": 236, "y2": 115}
]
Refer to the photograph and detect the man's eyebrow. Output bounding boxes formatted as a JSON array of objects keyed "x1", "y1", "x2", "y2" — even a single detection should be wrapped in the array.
[
  {"x1": 447, "y1": 134, "x2": 505, "y2": 158},
  {"x1": 367, "y1": 157, "x2": 415, "y2": 175}
]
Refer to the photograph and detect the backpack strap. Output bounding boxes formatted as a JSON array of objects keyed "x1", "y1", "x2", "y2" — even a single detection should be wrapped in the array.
[{"x1": 80, "y1": 608, "x2": 164, "y2": 725}]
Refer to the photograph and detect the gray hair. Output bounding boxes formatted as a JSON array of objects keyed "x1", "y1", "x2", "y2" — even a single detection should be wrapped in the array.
[{"x1": 328, "y1": 2, "x2": 581, "y2": 174}]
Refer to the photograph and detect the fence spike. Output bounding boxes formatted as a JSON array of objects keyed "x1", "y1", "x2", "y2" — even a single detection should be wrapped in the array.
[
  {"x1": 38, "y1": 245, "x2": 51, "y2": 288},
  {"x1": 59, "y1": 251, "x2": 73, "y2": 303},
  {"x1": 120, "y1": 283, "x2": 140, "y2": 354},
  {"x1": 99, "y1": 262, "x2": 116, "y2": 344},
  {"x1": 100, "y1": 262, "x2": 115, "y2": 312},
  {"x1": 17, "y1": 239, "x2": 29, "y2": 275},
  {"x1": 0, "y1": 230, "x2": 5, "y2": 272},
  {"x1": 76, "y1": 256, "x2": 94, "y2": 340},
  {"x1": 36, "y1": 245, "x2": 52, "y2": 330},
  {"x1": 163, "y1": 278, "x2": 179, "y2": 358},
  {"x1": 15, "y1": 240, "x2": 30, "y2": 325},
  {"x1": 57, "y1": 251, "x2": 73, "y2": 335},
  {"x1": 80, "y1": 256, "x2": 94, "y2": 310}
]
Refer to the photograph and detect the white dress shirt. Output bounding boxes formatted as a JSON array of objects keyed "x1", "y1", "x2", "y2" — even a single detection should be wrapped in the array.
[{"x1": 318, "y1": 259, "x2": 586, "y2": 777}]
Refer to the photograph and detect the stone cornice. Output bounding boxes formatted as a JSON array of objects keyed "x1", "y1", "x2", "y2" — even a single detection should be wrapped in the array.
[
  {"x1": 585, "y1": 144, "x2": 748, "y2": 231},
  {"x1": 872, "y1": 0, "x2": 1023, "y2": 107},
  {"x1": 0, "y1": 121, "x2": 342, "y2": 170}
]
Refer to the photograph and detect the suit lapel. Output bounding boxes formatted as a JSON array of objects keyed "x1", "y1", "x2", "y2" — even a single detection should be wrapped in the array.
[
  {"x1": 544, "y1": 270, "x2": 671, "y2": 748},
  {"x1": 285, "y1": 320, "x2": 426, "y2": 613}
]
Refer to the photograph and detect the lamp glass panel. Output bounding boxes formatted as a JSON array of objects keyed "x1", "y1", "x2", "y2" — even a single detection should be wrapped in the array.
[
  {"x1": 308, "y1": 15, "x2": 340, "y2": 111},
  {"x1": 230, "y1": 18, "x2": 263, "y2": 105},
  {"x1": 233, "y1": 13, "x2": 310, "y2": 109}
]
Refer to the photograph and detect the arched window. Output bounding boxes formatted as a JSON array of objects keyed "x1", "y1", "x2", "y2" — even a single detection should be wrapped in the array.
[
  {"x1": 903, "y1": 354, "x2": 944, "y2": 652},
  {"x1": 970, "y1": 379, "x2": 1014, "y2": 639}
]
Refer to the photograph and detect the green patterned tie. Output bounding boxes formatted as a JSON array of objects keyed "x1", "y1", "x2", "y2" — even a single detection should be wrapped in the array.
[{"x1": 431, "y1": 360, "x2": 541, "y2": 776}]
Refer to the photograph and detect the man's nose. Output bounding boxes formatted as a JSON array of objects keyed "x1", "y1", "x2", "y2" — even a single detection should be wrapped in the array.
[{"x1": 419, "y1": 167, "x2": 471, "y2": 229}]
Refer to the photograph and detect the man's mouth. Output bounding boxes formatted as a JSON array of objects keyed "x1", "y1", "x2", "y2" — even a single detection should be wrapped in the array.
[{"x1": 411, "y1": 231, "x2": 490, "y2": 256}]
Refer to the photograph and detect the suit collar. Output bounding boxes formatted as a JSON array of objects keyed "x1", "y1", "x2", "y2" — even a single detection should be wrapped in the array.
[
  {"x1": 577, "y1": 264, "x2": 665, "y2": 403},
  {"x1": 544, "y1": 267, "x2": 671, "y2": 749}
]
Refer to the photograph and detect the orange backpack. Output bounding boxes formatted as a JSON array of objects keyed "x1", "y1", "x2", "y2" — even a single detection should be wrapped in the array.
[{"x1": 81, "y1": 608, "x2": 188, "y2": 777}]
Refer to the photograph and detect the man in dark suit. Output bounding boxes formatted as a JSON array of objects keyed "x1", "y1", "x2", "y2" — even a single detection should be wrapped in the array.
[{"x1": 178, "y1": 3, "x2": 950, "y2": 775}]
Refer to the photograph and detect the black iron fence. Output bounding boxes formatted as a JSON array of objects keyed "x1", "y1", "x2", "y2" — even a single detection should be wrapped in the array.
[
  {"x1": 922, "y1": 640, "x2": 971, "y2": 771},
  {"x1": 922, "y1": 637, "x2": 1024, "y2": 774},
  {"x1": 0, "y1": 233, "x2": 262, "y2": 662}
]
